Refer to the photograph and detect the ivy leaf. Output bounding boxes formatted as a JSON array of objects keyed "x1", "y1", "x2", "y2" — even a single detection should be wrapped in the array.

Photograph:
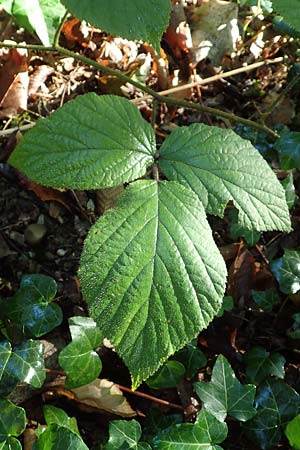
[
  {"x1": 0, "y1": 339, "x2": 45, "y2": 395},
  {"x1": 142, "y1": 408, "x2": 182, "y2": 445},
  {"x1": 275, "y1": 131, "x2": 300, "y2": 169},
  {"x1": 58, "y1": 317, "x2": 102, "y2": 388},
  {"x1": 270, "y1": 249, "x2": 300, "y2": 294},
  {"x1": 159, "y1": 124, "x2": 291, "y2": 232},
  {"x1": 34, "y1": 424, "x2": 88, "y2": 450},
  {"x1": 43, "y1": 406, "x2": 79, "y2": 435},
  {"x1": 272, "y1": 0, "x2": 300, "y2": 30},
  {"x1": 285, "y1": 414, "x2": 300, "y2": 449},
  {"x1": 153, "y1": 408, "x2": 228, "y2": 450},
  {"x1": 243, "y1": 346, "x2": 285, "y2": 384},
  {"x1": 244, "y1": 379, "x2": 300, "y2": 449},
  {"x1": 287, "y1": 313, "x2": 300, "y2": 339},
  {"x1": 79, "y1": 180, "x2": 227, "y2": 389},
  {"x1": 0, "y1": 399, "x2": 26, "y2": 448},
  {"x1": 228, "y1": 209, "x2": 260, "y2": 246},
  {"x1": 21, "y1": 274, "x2": 57, "y2": 301},
  {"x1": 194, "y1": 355, "x2": 256, "y2": 422},
  {"x1": 62, "y1": 0, "x2": 171, "y2": 51},
  {"x1": 105, "y1": 419, "x2": 151, "y2": 450},
  {"x1": 174, "y1": 339, "x2": 207, "y2": 379},
  {"x1": 3, "y1": 275, "x2": 62, "y2": 337},
  {"x1": 0, "y1": 437, "x2": 22, "y2": 449},
  {"x1": 252, "y1": 289, "x2": 280, "y2": 312},
  {"x1": 281, "y1": 173, "x2": 297, "y2": 209},
  {"x1": 146, "y1": 361, "x2": 185, "y2": 389},
  {"x1": 9, "y1": 94, "x2": 156, "y2": 190}
]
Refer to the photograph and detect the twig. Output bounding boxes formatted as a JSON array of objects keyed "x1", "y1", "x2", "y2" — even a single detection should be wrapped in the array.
[
  {"x1": 116, "y1": 384, "x2": 184, "y2": 412},
  {"x1": 0, "y1": 123, "x2": 35, "y2": 136},
  {"x1": 138, "y1": 56, "x2": 284, "y2": 99},
  {"x1": 0, "y1": 40, "x2": 279, "y2": 139}
]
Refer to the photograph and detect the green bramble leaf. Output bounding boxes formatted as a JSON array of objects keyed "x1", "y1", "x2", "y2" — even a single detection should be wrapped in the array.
[
  {"x1": 3, "y1": 274, "x2": 62, "y2": 337},
  {"x1": 270, "y1": 249, "x2": 300, "y2": 294},
  {"x1": 0, "y1": 339, "x2": 45, "y2": 396},
  {"x1": 243, "y1": 346, "x2": 285, "y2": 384},
  {"x1": 79, "y1": 180, "x2": 227, "y2": 389},
  {"x1": 58, "y1": 317, "x2": 102, "y2": 389},
  {"x1": 61, "y1": 0, "x2": 171, "y2": 51},
  {"x1": 194, "y1": 355, "x2": 256, "y2": 422},
  {"x1": 244, "y1": 379, "x2": 300, "y2": 449},
  {"x1": 153, "y1": 407, "x2": 228, "y2": 450},
  {"x1": 0, "y1": 399, "x2": 26, "y2": 448},
  {"x1": 146, "y1": 361, "x2": 185, "y2": 390},
  {"x1": 272, "y1": 0, "x2": 300, "y2": 30},
  {"x1": 285, "y1": 414, "x2": 300, "y2": 449},
  {"x1": 105, "y1": 419, "x2": 151, "y2": 450},
  {"x1": 9, "y1": 94, "x2": 156, "y2": 190},
  {"x1": 159, "y1": 124, "x2": 291, "y2": 232}
]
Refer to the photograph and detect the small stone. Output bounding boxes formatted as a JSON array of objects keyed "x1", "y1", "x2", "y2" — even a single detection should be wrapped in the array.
[
  {"x1": 24, "y1": 223, "x2": 47, "y2": 246},
  {"x1": 57, "y1": 248, "x2": 67, "y2": 257}
]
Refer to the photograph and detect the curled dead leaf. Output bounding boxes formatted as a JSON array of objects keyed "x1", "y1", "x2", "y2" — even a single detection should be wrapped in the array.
[{"x1": 71, "y1": 378, "x2": 136, "y2": 417}]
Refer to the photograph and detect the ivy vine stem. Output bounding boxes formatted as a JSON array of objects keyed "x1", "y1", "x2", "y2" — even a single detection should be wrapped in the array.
[{"x1": 0, "y1": 41, "x2": 279, "y2": 140}]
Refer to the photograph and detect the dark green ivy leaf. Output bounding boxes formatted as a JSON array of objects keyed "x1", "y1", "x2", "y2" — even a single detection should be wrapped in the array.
[
  {"x1": 58, "y1": 316, "x2": 102, "y2": 388},
  {"x1": 2, "y1": 274, "x2": 62, "y2": 337},
  {"x1": 270, "y1": 249, "x2": 300, "y2": 294},
  {"x1": 275, "y1": 130, "x2": 300, "y2": 169},
  {"x1": 142, "y1": 408, "x2": 182, "y2": 445},
  {"x1": 146, "y1": 361, "x2": 185, "y2": 389},
  {"x1": 244, "y1": 379, "x2": 300, "y2": 449},
  {"x1": 43, "y1": 406, "x2": 80, "y2": 435},
  {"x1": 0, "y1": 339, "x2": 45, "y2": 396},
  {"x1": 281, "y1": 173, "x2": 297, "y2": 210},
  {"x1": 243, "y1": 346, "x2": 285, "y2": 384},
  {"x1": 194, "y1": 355, "x2": 256, "y2": 422},
  {"x1": 285, "y1": 414, "x2": 300, "y2": 449},
  {"x1": 105, "y1": 419, "x2": 151, "y2": 450},
  {"x1": 153, "y1": 407, "x2": 228, "y2": 449},
  {"x1": 174, "y1": 339, "x2": 207, "y2": 379},
  {"x1": 0, "y1": 399, "x2": 26, "y2": 446},
  {"x1": 34, "y1": 424, "x2": 88, "y2": 450},
  {"x1": 251, "y1": 289, "x2": 280, "y2": 312},
  {"x1": 287, "y1": 313, "x2": 300, "y2": 339}
]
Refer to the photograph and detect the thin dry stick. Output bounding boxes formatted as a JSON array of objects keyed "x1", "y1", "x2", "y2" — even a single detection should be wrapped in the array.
[
  {"x1": 116, "y1": 384, "x2": 184, "y2": 412},
  {"x1": 0, "y1": 40, "x2": 280, "y2": 139},
  {"x1": 0, "y1": 122, "x2": 35, "y2": 136},
  {"x1": 141, "y1": 56, "x2": 284, "y2": 99}
]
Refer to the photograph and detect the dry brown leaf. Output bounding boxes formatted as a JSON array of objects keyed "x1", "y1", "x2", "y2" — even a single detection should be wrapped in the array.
[
  {"x1": 0, "y1": 48, "x2": 28, "y2": 118},
  {"x1": 227, "y1": 246, "x2": 256, "y2": 301},
  {"x1": 28, "y1": 65, "x2": 54, "y2": 98},
  {"x1": 96, "y1": 185, "x2": 124, "y2": 215},
  {"x1": 71, "y1": 378, "x2": 136, "y2": 417},
  {"x1": 25, "y1": 181, "x2": 72, "y2": 212}
]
